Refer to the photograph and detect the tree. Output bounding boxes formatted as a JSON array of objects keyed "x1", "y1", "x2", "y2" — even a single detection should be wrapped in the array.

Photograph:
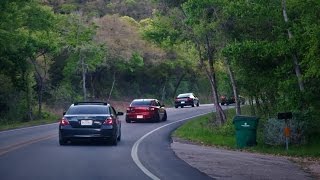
[
  {"x1": 58, "y1": 11, "x2": 107, "y2": 101},
  {"x1": 145, "y1": 0, "x2": 227, "y2": 125},
  {"x1": 0, "y1": 0, "x2": 62, "y2": 120}
]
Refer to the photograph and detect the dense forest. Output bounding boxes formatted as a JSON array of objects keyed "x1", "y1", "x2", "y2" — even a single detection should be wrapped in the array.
[{"x1": 1, "y1": 0, "x2": 320, "y2": 139}]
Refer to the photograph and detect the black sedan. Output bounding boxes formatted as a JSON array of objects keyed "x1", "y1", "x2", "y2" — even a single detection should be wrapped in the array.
[
  {"x1": 59, "y1": 102, "x2": 123, "y2": 145},
  {"x1": 174, "y1": 93, "x2": 200, "y2": 108}
]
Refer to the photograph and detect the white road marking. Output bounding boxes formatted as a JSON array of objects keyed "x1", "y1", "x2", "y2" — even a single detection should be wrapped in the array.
[
  {"x1": 0, "y1": 123, "x2": 58, "y2": 134},
  {"x1": 131, "y1": 112, "x2": 211, "y2": 180}
]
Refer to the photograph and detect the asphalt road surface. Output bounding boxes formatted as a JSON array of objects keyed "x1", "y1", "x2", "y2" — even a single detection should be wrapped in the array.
[{"x1": 0, "y1": 104, "x2": 217, "y2": 180}]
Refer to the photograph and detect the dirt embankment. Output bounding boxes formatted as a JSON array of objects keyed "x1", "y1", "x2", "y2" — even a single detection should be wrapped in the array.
[{"x1": 109, "y1": 100, "x2": 130, "y2": 112}]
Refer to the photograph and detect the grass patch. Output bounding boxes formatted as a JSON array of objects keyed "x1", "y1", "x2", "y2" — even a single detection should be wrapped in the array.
[
  {"x1": 173, "y1": 105, "x2": 320, "y2": 158},
  {"x1": 173, "y1": 114, "x2": 236, "y2": 148},
  {"x1": 0, "y1": 112, "x2": 59, "y2": 131}
]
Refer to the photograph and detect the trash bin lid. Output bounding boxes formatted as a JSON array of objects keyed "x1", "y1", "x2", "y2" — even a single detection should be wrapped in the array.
[{"x1": 233, "y1": 115, "x2": 259, "y2": 129}]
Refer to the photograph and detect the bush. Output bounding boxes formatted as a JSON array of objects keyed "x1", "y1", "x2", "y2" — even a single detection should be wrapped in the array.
[{"x1": 263, "y1": 115, "x2": 307, "y2": 145}]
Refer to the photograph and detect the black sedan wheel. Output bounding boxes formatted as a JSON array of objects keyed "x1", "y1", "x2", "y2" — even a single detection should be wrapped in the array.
[
  {"x1": 110, "y1": 135, "x2": 118, "y2": 146},
  {"x1": 117, "y1": 130, "x2": 121, "y2": 141},
  {"x1": 153, "y1": 113, "x2": 161, "y2": 122},
  {"x1": 162, "y1": 112, "x2": 167, "y2": 121},
  {"x1": 59, "y1": 132, "x2": 67, "y2": 145},
  {"x1": 125, "y1": 117, "x2": 131, "y2": 123}
]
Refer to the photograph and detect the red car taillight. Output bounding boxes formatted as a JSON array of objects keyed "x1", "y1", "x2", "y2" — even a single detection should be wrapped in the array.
[
  {"x1": 187, "y1": 98, "x2": 192, "y2": 101},
  {"x1": 60, "y1": 117, "x2": 70, "y2": 126},
  {"x1": 126, "y1": 107, "x2": 131, "y2": 113},
  {"x1": 103, "y1": 117, "x2": 113, "y2": 125},
  {"x1": 149, "y1": 107, "x2": 155, "y2": 111}
]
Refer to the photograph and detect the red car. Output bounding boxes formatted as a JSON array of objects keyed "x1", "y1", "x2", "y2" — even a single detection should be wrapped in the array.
[{"x1": 125, "y1": 99, "x2": 167, "y2": 123}]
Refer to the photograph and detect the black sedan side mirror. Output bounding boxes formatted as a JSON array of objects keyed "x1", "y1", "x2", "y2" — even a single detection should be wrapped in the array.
[{"x1": 117, "y1": 112, "x2": 124, "y2": 116}]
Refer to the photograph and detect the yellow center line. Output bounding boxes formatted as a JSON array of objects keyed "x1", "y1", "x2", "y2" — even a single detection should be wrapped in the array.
[{"x1": 0, "y1": 134, "x2": 57, "y2": 156}]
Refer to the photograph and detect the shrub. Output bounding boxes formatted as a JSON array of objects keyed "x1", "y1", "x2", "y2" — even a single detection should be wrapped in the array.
[{"x1": 263, "y1": 115, "x2": 307, "y2": 145}]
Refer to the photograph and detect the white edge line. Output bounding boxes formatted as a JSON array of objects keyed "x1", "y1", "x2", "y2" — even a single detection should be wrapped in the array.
[
  {"x1": 0, "y1": 122, "x2": 58, "y2": 134},
  {"x1": 131, "y1": 112, "x2": 210, "y2": 180}
]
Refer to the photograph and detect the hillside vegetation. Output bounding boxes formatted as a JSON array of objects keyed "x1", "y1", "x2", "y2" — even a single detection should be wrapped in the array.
[{"x1": 1, "y1": 0, "x2": 319, "y2": 146}]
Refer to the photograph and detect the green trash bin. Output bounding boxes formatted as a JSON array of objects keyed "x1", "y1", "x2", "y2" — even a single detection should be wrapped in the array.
[{"x1": 233, "y1": 115, "x2": 259, "y2": 148}]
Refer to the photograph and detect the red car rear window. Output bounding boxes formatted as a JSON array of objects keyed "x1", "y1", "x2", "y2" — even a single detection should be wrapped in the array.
[{"x1": 131, "y1": 100, "x2": 152, "y2": 106}]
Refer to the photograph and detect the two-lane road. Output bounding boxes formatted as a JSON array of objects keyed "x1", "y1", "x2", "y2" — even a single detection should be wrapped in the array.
[{"x1": 0, "y1": 104, "x2": 219, "y2": 180}]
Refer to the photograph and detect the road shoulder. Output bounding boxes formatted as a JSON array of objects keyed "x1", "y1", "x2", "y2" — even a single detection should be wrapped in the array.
[{"x1": 171, "y1": 138, "x2": 317, "y2": 179}]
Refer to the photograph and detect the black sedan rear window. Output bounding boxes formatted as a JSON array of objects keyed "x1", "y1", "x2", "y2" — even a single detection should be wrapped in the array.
[
  {"x1": 177, "y1": 94, "x2": 191, "y2": 98},
  {"x1": 131, "y1": 100, "x2": 152, "y2": 106},
  {"x1": 66, "y1": 105, "x2": 110, "y2": 115}
]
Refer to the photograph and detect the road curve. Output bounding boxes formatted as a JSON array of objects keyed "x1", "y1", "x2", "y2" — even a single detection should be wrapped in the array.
[{"x1": 0, "y1": 104, "x2": 216, "y2": 180}]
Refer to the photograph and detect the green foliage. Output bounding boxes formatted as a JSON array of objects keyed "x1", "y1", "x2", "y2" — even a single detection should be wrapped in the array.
[
  {"x1": 141, "y1": 15, "x2": 181, "y2": 48},
  {"x1": 1, "y1": 0, "x2": 318, "y2": 131},
  {"x1": 0, "y1": 0, "x2": 62, "y2": 121},
  {"x1": 60, "y1": 4, "x2": 77, "y2": 14},
  {"x1": 175, "y1": 106, "x2": 320, "y2": 157},
  {"x1": 173, "y1": 114, "x2": 236, "y2": 147},
  {"x1": 121, "y1": 16, "x2": 140, "y2": 27},
  {"x1": 124, "y1": 0, "x2": 136, "y2": 6},
  {"x1": 50, "y1": 84, "x2": 81, "y2": 109}
]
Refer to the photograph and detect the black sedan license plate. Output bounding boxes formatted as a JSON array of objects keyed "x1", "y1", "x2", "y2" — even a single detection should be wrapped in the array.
[{"x1": 80, "y1": 120, "x2": 93, "y2": 126}]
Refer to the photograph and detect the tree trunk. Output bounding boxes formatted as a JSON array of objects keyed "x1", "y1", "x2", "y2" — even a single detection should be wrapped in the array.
[
  {"x1": 249, "y1": 96, "x2": 256, "y2": 116},
  {"x1": 172, "y1": 73, "x2": 185, "y2": 100},
  {"x1": 226, "y1": 60, "x2": 241, "y2": 115},
  {"x1": 31, "y1": 58, "x2": 43, "y2": 118},
  {"x1": 80, "y1": 50, "x2": 87, "y2": 101},
  {"x1": 108, "y1": 71, "x2": 116, "y2": 101},
  {"x1": 282, "y1": 0, "x2": 304, "y2": 92},
  {"x1": 205, "y1": 35, "x2": 226, "y2": 125},
  {"x1": 90, "y1": 73, "x2": 95, "y2": 99},
  {"x1": 24, "y1": 70, "x2": 33, "y2": 121},
  {"x1": 204, "y1": 67, "x2": 226, "y2": 126},
  {"x1": 161, "y1": 77, "x2": 167, "y2": 102}
]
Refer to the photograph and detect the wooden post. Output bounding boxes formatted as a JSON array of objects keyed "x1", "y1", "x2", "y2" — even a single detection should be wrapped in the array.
[{"x1": 284, "y1": 119, "x2": 290, "y2": 150}]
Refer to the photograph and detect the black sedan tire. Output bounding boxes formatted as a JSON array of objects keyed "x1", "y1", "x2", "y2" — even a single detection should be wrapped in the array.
[
  {"x1": 117, "y1": 130, "x2": 121, "y2": 141},
  {"x1": 110, "y1": 135, "x2": 118, "y2": 146},
  {"x1": 162, "y1": 112, "x2": 167, "y2": 121},
  {"x1": 154, "y1": 113, "x2": 161, "y2": 122},
  {"x1": 196, "y1": 102, "x2": 199, "y2": 107},
  {"x1": 125, "y1": 117, "x2": 131, "y2": 123},
  {"x1": 59, "y1": 133, "x2": 67, "y2": 145}
]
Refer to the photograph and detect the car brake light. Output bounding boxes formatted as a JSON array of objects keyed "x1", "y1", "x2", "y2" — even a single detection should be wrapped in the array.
[
  {"x1": 103, "y1": 117, "x2": 113, "y2": 125},
  {"x1": 60, "y1": 118, "x2": 69, "y2": 126},
  {"x1": 126, "y1": 107, "x2": 131, "y2": 113},
  {"x1": 149, "y1": 107, "x2": 155, "y2": 111}
]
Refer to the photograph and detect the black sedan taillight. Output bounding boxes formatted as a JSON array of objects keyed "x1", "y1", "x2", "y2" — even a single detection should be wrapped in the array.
[
  {"x1": 103, "y1": 117, "x2": 113, "y2": 125},
  {"x1": 60, "y1": 117, "x2": 70, "y2": 126}
]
